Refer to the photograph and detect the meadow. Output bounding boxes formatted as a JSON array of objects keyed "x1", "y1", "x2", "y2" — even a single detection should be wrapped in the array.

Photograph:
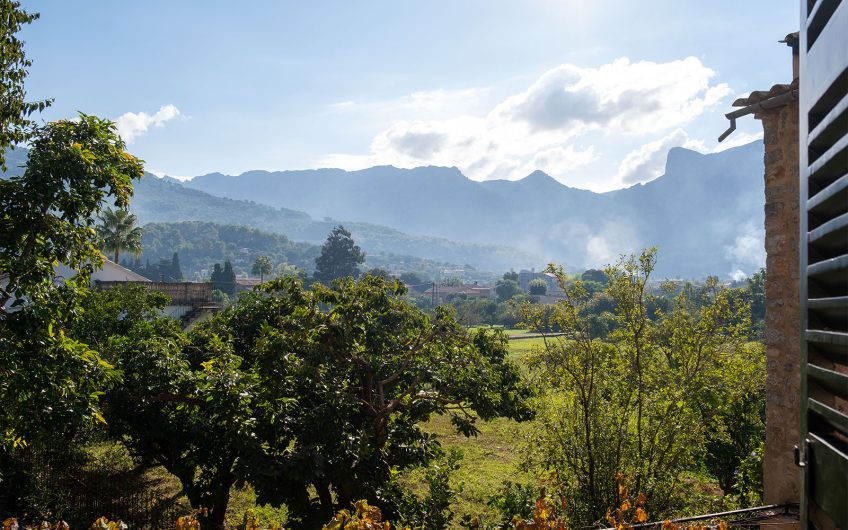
[{"x1": 409, "y1": 330, "x2": 546, "y2": 525}]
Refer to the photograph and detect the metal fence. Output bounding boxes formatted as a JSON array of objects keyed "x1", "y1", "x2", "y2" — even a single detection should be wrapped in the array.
[{"x1": 6, "y1": 442, "x2": 188, "y2": 529}]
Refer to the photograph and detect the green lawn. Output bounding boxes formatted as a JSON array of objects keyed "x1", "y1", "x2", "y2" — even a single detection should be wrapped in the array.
[{"x1": 411, "y1": 331, "x2": 545, "y2": 526}]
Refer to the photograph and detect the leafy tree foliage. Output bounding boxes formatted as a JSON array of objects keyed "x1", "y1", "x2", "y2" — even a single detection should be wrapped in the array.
[
  {"x1": 133, "y1": 252, "x2": 183, "y2": 281},
  {"x1": 0, "y1": 1, "x2": 51, "y2": 170},
  {"x1": 210, "y1": 260, "x2": 236, "y2": 296},
  {"x1": 527, "y1": 278, "x2": 547, "y2": 296},
  {"x1": 274, "y1": 262, "x2": 306, "y2": 281},
  {"x1": 580, "y1": 269, "x2": 607, "y2": 284},
  {"x1": 96, "y1": 207, "x2": 143, "y2": 264},
  {"x1": 364, "y1": 267, "x2": 392, "y2": 280},
  {"x1": 82, "y1": 277, "x2": 531, "y2": 529},
  {"x1": 495, "y1": 279, "x2": 521, "y2": 302},
  {"x1": 313, "y1": 226, "x2": 366, "y2": 285},
  {"x1": 0, "y1": 115, "x2": 144, "y2": 444},
  {"x1": 138, "y1": 221, "x2": 320, "y2": 280},
  {"x1": 399, "y1": 272, "x2": 426, "y2": 290},
  {"x1": 745, "y1": 268, "x2": 765, "y2": 340},
  {"x1": 251, "y1": 255, "x2": 273, "y2": 281},
  {"x1": 521, "y1": 249, "x2": 761, "y2": 524}
]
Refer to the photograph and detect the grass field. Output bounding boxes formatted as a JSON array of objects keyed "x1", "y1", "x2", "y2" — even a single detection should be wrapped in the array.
[{"x1": 412, "y1": 329, "x2": 545, "y2": 526}]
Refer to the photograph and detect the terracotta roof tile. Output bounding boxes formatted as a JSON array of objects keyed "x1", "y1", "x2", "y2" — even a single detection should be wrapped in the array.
[{"x1": 732, "y1": 77, "x2": 799, "y2": 107}]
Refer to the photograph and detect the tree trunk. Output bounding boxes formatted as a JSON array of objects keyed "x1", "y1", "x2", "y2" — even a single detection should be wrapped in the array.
[
  {"x1": 114, "y1": 248, "x2": 120, "y2": 264},
  {"x1": 201, "y1": 481, "x2": 232, "y2": 530}
]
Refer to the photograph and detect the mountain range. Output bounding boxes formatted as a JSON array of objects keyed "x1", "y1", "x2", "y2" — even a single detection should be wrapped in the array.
[
  {"x1": 181, "y1": 141, "x2": 766, "y2": 278},
  {"x1": 4, "y1": 141, "x2": 767, "y2": 278}
]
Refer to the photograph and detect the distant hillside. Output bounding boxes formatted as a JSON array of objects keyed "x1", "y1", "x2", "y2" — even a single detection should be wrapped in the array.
[
  {"x1": 137, "y1": 221, "x2": 320, "y2": 280},
  {"x1": 131, "y1": 173, "x2": 538, "y2": 272},
  {"x1": 184, "y1": 142, "x2": 766, "y2": 278},
  {"x1": 136, "y1": 221, "x2": 461, "y2": 282},
  {"x1": 2, "y1": 146, "x2": 539, "y2": 273}
]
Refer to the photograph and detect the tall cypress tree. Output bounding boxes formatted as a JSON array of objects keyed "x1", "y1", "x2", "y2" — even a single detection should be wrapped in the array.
[
  {"x1": 222, "y1": 260, "x2": 236, "y2": 297},
  {"x1": 211, "y1": 263, "x2": 223, "y2": 292},
  {"x1": 171, "y1": 252, "x2": 183, "y2": 281}
]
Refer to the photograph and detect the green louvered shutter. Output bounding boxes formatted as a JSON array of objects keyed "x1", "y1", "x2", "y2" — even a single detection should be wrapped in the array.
[{"x1": 799, "y1": 1, "x2": 848, "y2": 528}]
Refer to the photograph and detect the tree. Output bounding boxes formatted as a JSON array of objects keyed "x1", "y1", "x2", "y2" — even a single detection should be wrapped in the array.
[
  {"x1": 495, "y1": 278, "x2": 521, "y2": 302},
  {"x1": 96, "y1": 207, "x2": 143, "y2": 263},
  {"x1": 522, "y1": 249, "x2": 758, "y2": 524},
  {"x1": 581, "y1": 269, "x2": 608, "y2": 284},
  {"x1": 0, "y1": 115, "x2": 144, "y2": 443},
  {"x1": 170, "y1": 251, "x2": 183, "y2": 281},
  {"x1": 365, "y1": 267, "x2": 392, "y2": 280},
  {"x1": 313, "y1": 225, "x2": 365, "y2": 285},
  {"x1": 251, "y1": 255, "x2": 273, "y2": 282},
  {"x1": 211, "y1": 261, "x2": 236, "y2": 296},
  {"x1": 0, "y1": 1, "x2": 52, "y2": 170},
  {"x1": 274, "y1": 262, "x2": 306, "y2": 281},
  {"x1": 528, "y1": 278, "x2": 547, "y2": 295},
  {"x1": 94, "y1": 276, "x2": 531, "y2": 529},
  {"x1": 399, "y1": 272, "x2": 425, "y2": 289},
  {"x1": 210, "y1": 262, "x2": 223, "y2": 285},
  {"x1": 222, "y1": 260, "x2": 236, "y2": 296}
]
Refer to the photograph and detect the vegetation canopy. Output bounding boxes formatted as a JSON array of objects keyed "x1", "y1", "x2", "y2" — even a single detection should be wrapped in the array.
[{"x1": 79, "y1": 276, "x2": 532, "y2": 529}]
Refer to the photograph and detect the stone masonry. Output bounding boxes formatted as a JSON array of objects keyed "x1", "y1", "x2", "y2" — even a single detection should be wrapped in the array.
[{"x1": 758, "y1": 94, "x2": 801, "y2": 504}]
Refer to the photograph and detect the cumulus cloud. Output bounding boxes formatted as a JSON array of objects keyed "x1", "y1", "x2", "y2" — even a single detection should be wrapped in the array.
[
  {"x1": 615, "y1": 129, "x2": 706, "y2": 186},
  {"x1": 114, "y1": 104, "x2": 181, "y2": 143},
  {"x1": 494, "y1": 57, "x2": 729, "y2": 135},
  {"x1": 323, "y1": 57, "x2": 729, "y2": 187}
]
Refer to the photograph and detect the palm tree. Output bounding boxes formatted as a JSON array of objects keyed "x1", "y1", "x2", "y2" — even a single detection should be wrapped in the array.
[
  {"x1": 96, "y1": 207, "x2": 143, "y2": 263},
  {"x1": 252, "y1": 255, "x2": 273, "y2": 282}
]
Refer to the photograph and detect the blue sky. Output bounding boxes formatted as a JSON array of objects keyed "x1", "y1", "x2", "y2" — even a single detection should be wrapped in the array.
[{"x1": 21, "y1": 1, "x2": 798, "y2": 191}]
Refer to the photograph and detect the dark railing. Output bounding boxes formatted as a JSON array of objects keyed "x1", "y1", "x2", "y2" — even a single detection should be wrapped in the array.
[{"x1": 595, "y1": 504, "x2": 800, "y2": 530}]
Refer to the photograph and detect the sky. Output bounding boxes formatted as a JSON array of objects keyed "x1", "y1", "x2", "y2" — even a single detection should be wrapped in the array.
[{"x1": 20, "y1": 1, "x2": 798, "y2": 192}]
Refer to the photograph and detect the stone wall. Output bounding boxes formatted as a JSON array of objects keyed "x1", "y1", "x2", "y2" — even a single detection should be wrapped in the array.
[{"x1": 757, "y1": 98, "x2": 801, "y2": 504}]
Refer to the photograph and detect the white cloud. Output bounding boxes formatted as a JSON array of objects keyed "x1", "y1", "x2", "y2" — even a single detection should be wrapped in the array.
[
  {"x1": 493, "y1": 57, "x2": 729, "y2": 135},
  {"x1": 615, "y1": 129, "x2": 706, "y2": 187},
  {"x1": 115, "y1": 104, "x2": 181, "y2": 143},
  {"x1": 322, "y1": 57, "x2": 730, "y2": 187}
]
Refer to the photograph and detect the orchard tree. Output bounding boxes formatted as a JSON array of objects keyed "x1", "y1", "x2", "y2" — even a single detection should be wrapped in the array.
[
  {"x1": 251, "y1": 255, "x2": 273, "y2": 281},
  {"x1": 312, "y1": 225, "x2": 365, "y2": 285},
  {"x1": 94, "y1": 276, "x2": 532, "y2": 529}
]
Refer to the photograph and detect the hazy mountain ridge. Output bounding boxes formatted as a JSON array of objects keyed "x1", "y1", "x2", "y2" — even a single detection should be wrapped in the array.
[
  {"x1": 184, "y1": 141, "x2": 766, "y2": 277},
  {"x1": 1, "y1": 147, "x2": 540, "y2": 272},
  {"x1": 129, "y1": 174, "x2": 541, "y2": 271}
]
